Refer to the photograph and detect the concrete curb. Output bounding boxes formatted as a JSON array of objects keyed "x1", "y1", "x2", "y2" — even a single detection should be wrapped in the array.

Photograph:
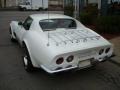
[{"x1": 109, "y1": 37, "x2": 120, "y2": 65}]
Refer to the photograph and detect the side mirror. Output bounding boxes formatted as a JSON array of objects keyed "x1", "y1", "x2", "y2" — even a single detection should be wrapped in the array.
[{"x1": 18, "y1": 22, "x2": 23, "y2": 26}]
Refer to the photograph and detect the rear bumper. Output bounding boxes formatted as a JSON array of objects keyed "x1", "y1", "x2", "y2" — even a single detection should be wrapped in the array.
[
  {"x1": 41, "y1": 65, "x2": 78, "y2": 74},
  {"x1": 41, "y1": 54, "x2": 115, "y2": 74}
]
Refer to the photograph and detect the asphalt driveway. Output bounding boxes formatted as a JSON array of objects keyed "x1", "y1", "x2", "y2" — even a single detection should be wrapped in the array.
[{"x1": 0, "y1": 11, "x2": 120, "y2": 90}]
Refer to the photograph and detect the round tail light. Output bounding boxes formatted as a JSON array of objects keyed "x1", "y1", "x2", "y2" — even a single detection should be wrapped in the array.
[
  {"x1": 105, "y1": 48, "x2": 110, "y2": 53},
  {"x1": 99, "y1": 49, "x2": 104, "y2": 55},
  {"x1": 66, "y1": 55, "x2": 74, "y2": 62},
  {"x1": 56, "y1": 57, "x2": 64, "y2": 65}
]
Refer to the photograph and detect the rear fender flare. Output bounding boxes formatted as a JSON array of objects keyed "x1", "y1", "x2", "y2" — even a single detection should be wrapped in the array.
[{"x1": 22, "y1": 40, "x2": 38, "y2": 67}]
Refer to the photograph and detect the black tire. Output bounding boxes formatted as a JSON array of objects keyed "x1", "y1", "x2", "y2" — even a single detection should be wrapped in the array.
[
  {"x1": 38, "y1": 7, "x2": 43, "y2": 11},
  {"x1": 44, "y1": 8, "x2": 48, "y2": 11},
  {"x1": 23, "y1": 44, "x2": 34, "y2": 72},
  {"x1": 9, "y1": 28, "x2": 16, "y2": 42},
  {"x1": 18, "y1": 6, "x2": 22, "y2": 11},
  {"x1": 23, "y1": 8, "x2": 26, "y2": 11}
]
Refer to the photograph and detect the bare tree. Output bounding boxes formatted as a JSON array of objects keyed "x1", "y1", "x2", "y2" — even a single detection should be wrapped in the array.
[{"x1": 4, "y1": 0, "x2": 6, "y2": 8}]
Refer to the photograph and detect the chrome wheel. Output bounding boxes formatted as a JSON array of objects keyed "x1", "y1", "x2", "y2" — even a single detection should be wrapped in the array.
[
  {"x1": 23, "y1": 56, "x2": 28, "y2": 69},
  {"x1": 9, "y1": 28, "x2": 16, "y2": 42},
  {"x1": 23, "y1": 44, "x2": 33, "y2": 72}
]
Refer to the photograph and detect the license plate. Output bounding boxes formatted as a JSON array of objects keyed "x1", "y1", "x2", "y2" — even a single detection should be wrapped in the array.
[{"x1": 78, "y1": 60, "x2": 91, "y2": 68}]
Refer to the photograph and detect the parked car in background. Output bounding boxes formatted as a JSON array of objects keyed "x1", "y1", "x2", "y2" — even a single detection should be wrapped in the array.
[
  {"x1": 9, "y1": 14, "x2": 114, "y2": 74},
  {"x1": 18, "y1": 0, "x2": 48, "y2": 11}
]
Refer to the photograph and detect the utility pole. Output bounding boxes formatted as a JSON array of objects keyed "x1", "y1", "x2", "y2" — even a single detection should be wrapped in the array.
[
  {"x1": 74, "y1": 0, "x2": 77, "y2": 18},
  {"x1": 74, "y1": 0, "x2": 80, "y2": 18},
  {"x1": 74, "y1": 0, "x2": 84, "y2": 19}
]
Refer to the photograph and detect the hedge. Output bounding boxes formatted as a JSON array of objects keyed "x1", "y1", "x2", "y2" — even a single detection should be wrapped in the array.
[
  {"x1": 64, "y1": 5, "x2": 74, "y2": 17},
  {"x1": 95, "y1": 15, "x2": 120, "y2": 33},
  {"x1": 79, "y1": 4, "x2": 98, "y2": 25}
]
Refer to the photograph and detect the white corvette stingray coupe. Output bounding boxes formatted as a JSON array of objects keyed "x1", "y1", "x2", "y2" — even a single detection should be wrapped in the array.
[{"x1": 10, "y1": 14, "x2": 114, "y2": 73}]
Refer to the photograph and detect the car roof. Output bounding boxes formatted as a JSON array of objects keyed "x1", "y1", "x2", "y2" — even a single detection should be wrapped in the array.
[{"x1": 30, "y1": 14, "x2": 73, "y2": 20}]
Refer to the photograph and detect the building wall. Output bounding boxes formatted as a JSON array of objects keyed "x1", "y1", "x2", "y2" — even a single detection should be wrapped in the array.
[
  {"x1": 6, "y1": 0, "x2": 18, "y2": 7},
  {"x1": 49, "y1": 0, "x2": 64, "y2": 10},
  {"x1": 49, "y1": 0, "x2": 63, "y2": 6},
  {"x1": 1, "y1": 0, "x2": 4, "y2": 7},
  {"x1": 0, "y1": 0, "x2": 18, "y2": 7}
]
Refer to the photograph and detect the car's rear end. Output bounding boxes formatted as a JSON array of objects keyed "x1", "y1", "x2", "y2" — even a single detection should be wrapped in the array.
[
  {"x1": 41, "y1": 45, "x2": 113, "y2": 73},
  {"x1": 41, "y1": 29, "x2": 114, "y2": 74}
]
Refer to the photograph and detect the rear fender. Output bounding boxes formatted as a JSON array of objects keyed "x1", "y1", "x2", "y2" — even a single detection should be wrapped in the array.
[{"x1": 23, "y1": 40, "x2": 39, "y2": 67}]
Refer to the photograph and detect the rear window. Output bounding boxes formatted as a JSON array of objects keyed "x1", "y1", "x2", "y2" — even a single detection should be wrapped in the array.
[{"x1": 39, "y1": 19, "x2": 77, "y2": 31}]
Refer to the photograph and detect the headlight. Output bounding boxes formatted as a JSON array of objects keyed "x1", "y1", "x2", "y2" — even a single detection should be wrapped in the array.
[
  {"x1": 105, "y1": 48, "x2": 110, "y2": 53},
  {"x1": 56, "y1": 57, "x2": 64, "y2": 65},
  {"x1": 99, "y1": 49, "x2": 104, "y2": 55},
  {"x1": 66, "y1": 55, "x2": 74, "y2": 62}
]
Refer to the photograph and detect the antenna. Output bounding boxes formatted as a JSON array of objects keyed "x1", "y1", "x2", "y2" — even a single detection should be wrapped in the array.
[
  {"x1": 47, "y1": 4, "x2": 50, "y2": 46},
  {"x1": 47, "y1": 30, "x2": 50, "y2": 46}
]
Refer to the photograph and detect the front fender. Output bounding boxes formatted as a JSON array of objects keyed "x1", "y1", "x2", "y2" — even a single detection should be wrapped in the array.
[{"x1": 10, "y1": 21, "x2": 18, "y2": 39}]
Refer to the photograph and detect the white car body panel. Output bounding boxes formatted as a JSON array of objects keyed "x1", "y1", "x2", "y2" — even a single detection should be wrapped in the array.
[
  {"x1": 19, "y1": 5, "x2": 32, "y2": 10},
  {"x1": 10, "y1": 14, "x2": 114, "y2": 73}
]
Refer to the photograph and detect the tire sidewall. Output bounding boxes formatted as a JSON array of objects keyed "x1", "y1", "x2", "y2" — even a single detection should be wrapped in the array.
[
  {"x1": 23, "y1": 44, "x2": 33, "y2": 72},
  {"x1": 9, "y1": 27, "x2": 16, "y2": 42}
]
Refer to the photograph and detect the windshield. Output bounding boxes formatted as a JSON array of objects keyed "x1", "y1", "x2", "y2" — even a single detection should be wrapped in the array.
[{"x1": 39, "y1": 19, "x2": 77, "y2": 31}]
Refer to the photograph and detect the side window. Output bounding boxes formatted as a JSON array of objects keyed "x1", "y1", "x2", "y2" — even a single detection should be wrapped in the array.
[{"x1": 23, "y1": 17, "x2": 33, "y2": 30}]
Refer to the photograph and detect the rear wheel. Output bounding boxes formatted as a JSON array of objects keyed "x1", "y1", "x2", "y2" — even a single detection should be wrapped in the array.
[
  {"x1": 38, "y1": 7, "x2": 43, "y2": 11},
  {"x1": 44, "y1": 8, "x2": 48, "y2": 11},
  {"x1": 23, "y1": 44, "x2": 34, "y2": 72},
  {"x1": 23, "y1": 8, "x2": 26, "y2": 11}
]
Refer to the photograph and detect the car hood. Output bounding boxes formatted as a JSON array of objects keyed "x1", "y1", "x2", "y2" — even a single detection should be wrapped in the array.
[{"x1": 43, "y1": 28, "x2": 111, "y2": 55}]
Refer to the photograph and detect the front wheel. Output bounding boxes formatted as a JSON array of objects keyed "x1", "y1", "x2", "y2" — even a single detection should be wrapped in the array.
[
  {"x1": 23, "y1": 44, "x2": 34, "y2": 72},
  {"x1": 9, "y1": 28, "x2": 16, "y2": 42}
]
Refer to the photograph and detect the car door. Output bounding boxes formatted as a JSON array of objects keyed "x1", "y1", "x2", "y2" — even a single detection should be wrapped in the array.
[{"x1": 16, "y1": 17, "x2": 33, "y2": 43}]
